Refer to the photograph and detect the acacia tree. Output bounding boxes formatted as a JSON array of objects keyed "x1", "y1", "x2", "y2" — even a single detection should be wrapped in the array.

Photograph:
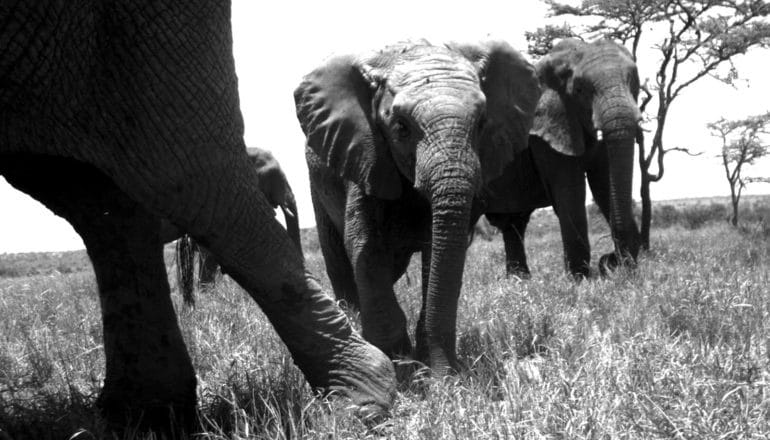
[
  {"x1": 526, "y1": 0, "x2": 770, "y2": 249},
  {"x1": 708, "y1": 111, "x2": 770, "y2": 225}
]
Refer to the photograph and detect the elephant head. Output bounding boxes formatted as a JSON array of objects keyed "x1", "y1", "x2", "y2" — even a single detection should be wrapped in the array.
[
  {"x1": 534, "y1": 38, "x2": 641, "y2": 269},
  {"x1": 294, "y1": 40, "x2": 540, "y2": 371},
  {"x1": 248, "y1": 147, "x2": 301, "y2": 251}
]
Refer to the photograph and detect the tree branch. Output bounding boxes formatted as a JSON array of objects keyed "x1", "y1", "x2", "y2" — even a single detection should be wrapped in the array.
[{"x1": 663, "y1": 146, "x2": 703, "y2": 156}]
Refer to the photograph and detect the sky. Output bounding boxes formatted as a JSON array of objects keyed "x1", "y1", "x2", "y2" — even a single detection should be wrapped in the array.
[{"x1": 1, "y1": 0, "x2": 768, "y2": 253}]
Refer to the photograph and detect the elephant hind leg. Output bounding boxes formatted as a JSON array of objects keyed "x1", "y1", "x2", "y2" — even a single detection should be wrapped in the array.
[
  {"x1": 1, "y1": 155, "x2": 197, "y2": 435},
  {"x1": 311, "y1": 187, "x2": 360, "y2": 309}
]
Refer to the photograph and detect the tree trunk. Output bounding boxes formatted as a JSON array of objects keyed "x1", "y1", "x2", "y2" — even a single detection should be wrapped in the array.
[
  {"x1": 731, "y1": 201, "x2": 739, "y2": 226},
  {"x1": 730, "y1": 184, "x2": 741, "y2": 227},
  {"x1": 640, "y1": 172, "x2": 652, "y2": 251}
]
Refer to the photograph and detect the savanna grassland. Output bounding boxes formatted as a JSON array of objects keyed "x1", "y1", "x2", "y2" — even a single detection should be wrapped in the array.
[{"x1": 1, "y1": 196, "x2": 769, "y2": 439}]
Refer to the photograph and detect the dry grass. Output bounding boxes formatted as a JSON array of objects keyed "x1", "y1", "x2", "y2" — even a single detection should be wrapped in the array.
[{"x1": 1, "y1": 206, "x2": 769, "y2": 439}]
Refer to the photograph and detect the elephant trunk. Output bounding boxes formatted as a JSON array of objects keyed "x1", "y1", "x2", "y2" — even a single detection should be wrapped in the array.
[
  {"x1": 606, "y1": 138, "x2": 639, "y2": 261},
  {"x1": 595, "y1": 91, "x2": 641, "y2": 264},
  {"x1": 417, "y1": 134, "x2": 480, "y2": 372}
]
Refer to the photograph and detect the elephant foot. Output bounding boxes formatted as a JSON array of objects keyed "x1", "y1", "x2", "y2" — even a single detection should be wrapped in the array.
[
  {"x1": 312, "y1": 337, "x2": 397, "y2": 423},
  {"x1": 413, "y1": 339, "x2": 459, "y2": 376},
  {"x1": 361, "y1": 307, "x2": 411, "y2": 360},
  {"x1": 598, "y1": 252, "x2": 637, "y2": 277},
  {"x1": 97, "y1": 382, "x2": 197, "y2": 436},
  {"x1": 569, "y1": 270, "x2": 591, "y2": 281},
  {"x1": 505, "y1": 264, "x2": 531, "y2": 280},
  {"x1": 566, "y1": 261, "x2": 591, "y2": 280},
  {"x1": 393, "y1": 358, "x2": 431, "y2": 393},
  {"x1": 252, "y1": 276, "x2": 396, "y2": 424}
]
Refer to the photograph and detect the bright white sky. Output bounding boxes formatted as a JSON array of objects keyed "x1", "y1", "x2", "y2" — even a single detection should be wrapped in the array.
[{"x1": 1, "y1": 0, "x2": 768, "y2": 253}]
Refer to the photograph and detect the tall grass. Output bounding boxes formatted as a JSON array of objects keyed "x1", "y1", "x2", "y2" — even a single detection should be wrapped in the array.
[{"x1": 1, "y1": 202, "x2": 769, "y2": 438}]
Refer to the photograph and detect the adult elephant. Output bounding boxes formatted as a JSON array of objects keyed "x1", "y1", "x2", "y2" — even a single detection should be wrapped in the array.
[
  {"x1": 294, "y1": 40, "x2": 540, "y2": 372},
  {"x1": 0, "y1": 1, "x2": 394, "y2": 435},
  {"x1": 483, "y1": 38, "x2": 642, "y2": 278},
  {"x1": 164, "y1": 147, "x2": 302, "y2": 304}
]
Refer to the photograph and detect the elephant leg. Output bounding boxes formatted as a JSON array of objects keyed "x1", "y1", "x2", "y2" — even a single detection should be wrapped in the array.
[
  {"x1": 550, "y1": 183, "x2": 590, "y2": 278},
  {"x1": 351, "y1": 261, "x2": 411, "y2": 357},
  {"x1": 345, "y1": 192, "x2": 411, "y2": 358},
  {"x1": 188, "y1": 167, "x2": 395, "y2": 418},
  {"x1": 530, "y1": 139, "x2": 591, "y2": 278},
  {"x1": 1, "y1": 156, "x2": 196, "y2": 434},
  {"x1": 348, "y1": 246, "x2": 411, "y2": 358},
  {"x1": 486, "y1": 212, "x2": 533, "y2": 278},
  {"x1": 87, "y1": 203, "x2": 197, "y2": 433},
  {"x1": 311, "y1": 187, "x2": 360, "y2": 309}
]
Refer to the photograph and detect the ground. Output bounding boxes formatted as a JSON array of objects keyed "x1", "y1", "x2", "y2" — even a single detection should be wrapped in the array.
[{"x1": 0, "y1": 196, "x2": 768, "y2": 439}]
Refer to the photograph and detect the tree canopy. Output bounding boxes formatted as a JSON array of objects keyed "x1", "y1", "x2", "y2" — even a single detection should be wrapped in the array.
[{"x1": 709, "y1": 111, "x2": 770, "y2": 224}]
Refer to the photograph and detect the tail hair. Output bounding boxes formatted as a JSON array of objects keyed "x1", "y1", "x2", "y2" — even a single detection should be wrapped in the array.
[{"x1": 175, "y1": 235, "x2": 196, "y2": 307}]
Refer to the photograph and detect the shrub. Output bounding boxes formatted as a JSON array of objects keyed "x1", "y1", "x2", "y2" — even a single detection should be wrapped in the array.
[
  {"x1": 678, "y1": 203, "x2": 728, "y2": 229},
  {"x1": 652, "y1": 204, "x2": 680, "y2": 228}
]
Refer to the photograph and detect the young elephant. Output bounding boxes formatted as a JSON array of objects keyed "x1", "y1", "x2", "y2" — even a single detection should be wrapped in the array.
[
  {"x1": 165, "y1": 147, "x2": 302, "y2": 304},
  {"x1": 294, "y1": 40, "x2": 540, "y2": 372},
  {"x1": 483, "y1": 38, "x2": 642, "y2": 278}
]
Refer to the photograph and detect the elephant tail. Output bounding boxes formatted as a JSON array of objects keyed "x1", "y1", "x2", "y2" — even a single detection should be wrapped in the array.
[
  {"x1": 281, "y1": 186, "x2": 302, "y2": 254},
  {"x1": 175, "y1": 234, "x2": 196, "y2": 307}
]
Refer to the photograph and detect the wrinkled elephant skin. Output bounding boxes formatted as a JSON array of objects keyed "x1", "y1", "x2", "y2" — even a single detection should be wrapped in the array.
[
  {"x1": 484, "y1": 38, "x2": 642, "y2": 279},
  {"x1": 0, "y1": 2, "x2": 394, "y2": 435},
  {"x1": 164, "y1": 146, "x2": 303, "y2": 305},
  {"x1": 294, "y1": 40, "x2": 540, "y2": 373}
]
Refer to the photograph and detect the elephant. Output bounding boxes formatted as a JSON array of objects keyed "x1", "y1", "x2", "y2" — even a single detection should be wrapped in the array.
[
  {"x1": 161, "y1": 147, "x2": 302, "y2": 305},
  {"x1": 482, "y1": 38, "x2": 642, "y2": 278},
  {"x1": 470, "y1": 215, "x2": 497, "y2": 243},
  {"x1": 0, "y1": 1, "x2": 394, "y2": 435},
  {"x1": 293, "y1": 40, "x2": 540, "y2": 373}
]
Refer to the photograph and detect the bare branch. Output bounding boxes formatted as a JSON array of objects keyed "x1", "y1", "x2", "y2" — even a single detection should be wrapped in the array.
[
  {"x1": 663, "y1": 146, "x2": 703, "y2": 156},
  {"x1": 638, "y1": 81, "x2": 654, "y2": 114}
]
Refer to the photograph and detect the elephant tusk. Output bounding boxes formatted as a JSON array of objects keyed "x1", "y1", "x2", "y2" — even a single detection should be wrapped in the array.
[{"x1": 596, "y1": 129, "x2": 604, "y2": 141}]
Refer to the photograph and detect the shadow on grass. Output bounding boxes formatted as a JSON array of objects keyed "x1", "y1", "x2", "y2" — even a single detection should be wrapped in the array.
[{"x1": 0, "y1": 387, "x2": 105, "y2": 440}]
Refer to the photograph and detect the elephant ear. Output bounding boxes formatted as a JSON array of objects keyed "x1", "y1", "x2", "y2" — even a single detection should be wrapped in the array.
[
  {"x1": 532, "y1": 39, "x2": 585, "y2": 156},
  {"x1": 294, "y1": 54, "x2": 401, "y2": 199},
  {"x1": 451, "y1": 39, "x2": 541, "y2": 183}
]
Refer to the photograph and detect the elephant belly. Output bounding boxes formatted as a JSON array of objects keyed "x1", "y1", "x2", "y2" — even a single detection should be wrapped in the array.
[
  {"x1": 483, "y1": 148, "x2": 549, "y2": 214},
  {"x1": 382, "y1": 186, "x2": 432, "y2": 249}
]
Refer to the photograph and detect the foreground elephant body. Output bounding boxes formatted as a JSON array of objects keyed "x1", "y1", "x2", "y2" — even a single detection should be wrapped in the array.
[
  {"x1": 483, "y1": 38, "x2": 642, "y2": 278},
  {"x1": 163, "y1": 147, "x2": 302, "y2": 300},
  {"x1": 0, "y1": 1, "x2": 394, "y2": 434},
  {"x1": 294, "y1": 40, "x2": 540, "y2": 371}
]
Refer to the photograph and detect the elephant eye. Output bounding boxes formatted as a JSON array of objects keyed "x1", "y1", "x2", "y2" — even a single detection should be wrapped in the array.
[{"x1": 393, "y1": 119, "x2": 411, "y2": 140}]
